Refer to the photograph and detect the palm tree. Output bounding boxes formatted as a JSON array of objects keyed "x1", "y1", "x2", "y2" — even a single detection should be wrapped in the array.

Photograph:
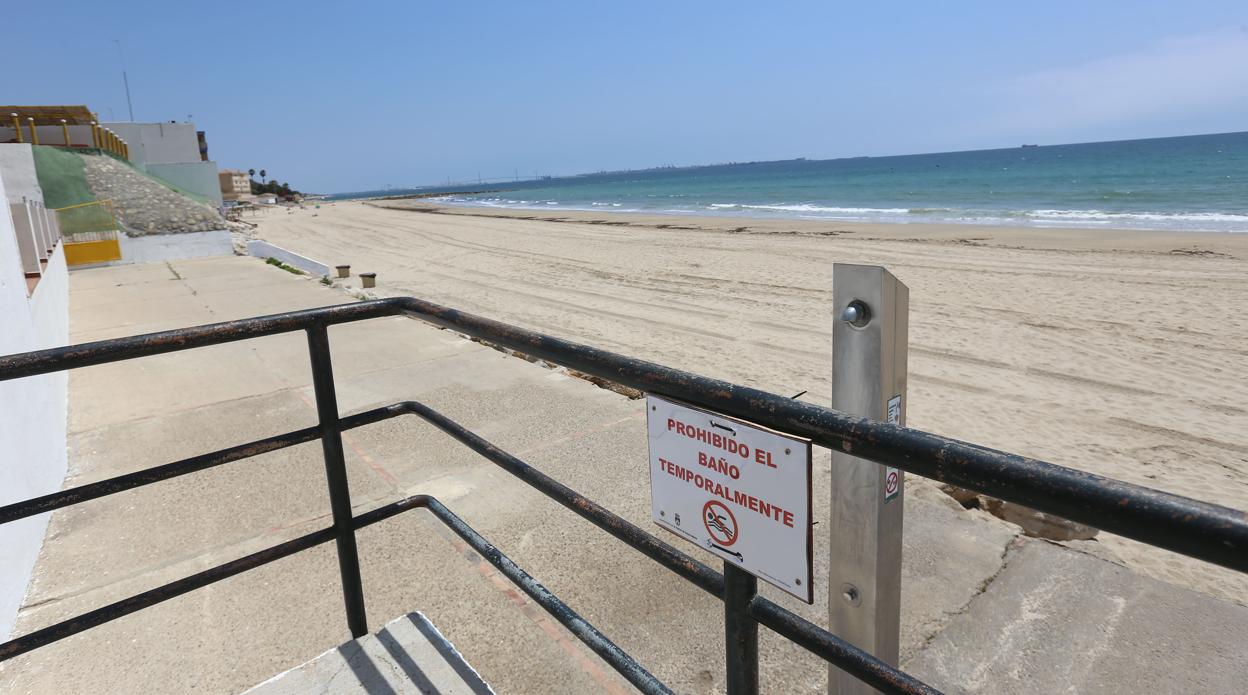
[
  {"x1": 248, "y1": 168, "x2": 255, "y2": 177},
  {"x1": 260, "y1": 169, "x2": 267, "y2": 184}
]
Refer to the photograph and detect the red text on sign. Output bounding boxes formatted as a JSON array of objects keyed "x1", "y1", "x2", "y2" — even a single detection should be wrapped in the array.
[
  {"x1": 698, "y1": 451, "x2": 740, "y2": 479},
  {"x1": 668, "y1": 418, "x2": 779, "y2": 469},
  {"x1": 658, "y1": 457, "x2": 795, "y2": 528}
]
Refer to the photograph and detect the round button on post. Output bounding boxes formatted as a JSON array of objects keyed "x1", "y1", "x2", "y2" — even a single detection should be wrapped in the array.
[{"x1": 841, "y1": 300, "x2": 871, "y2": 328}]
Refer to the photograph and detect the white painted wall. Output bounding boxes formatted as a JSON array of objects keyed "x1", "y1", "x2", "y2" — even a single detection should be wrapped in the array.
[
  {"x1": 246, "y1": 240, "x2": 330, "y2": 276},
  {"x1": 0, "y1": 174, "x2": 69, "y2": 640},
  {"x1": 101, "y1": 122, "x2": 201, "y2": 167},
  {"x1": 0, "y1": 144, "x2": 45, "y2": 204},
  {"x1": 87, "y1": 125, "x2": 222, "y2": 205},
  {"x1": 118, "y1": 229, "x2": 233, "y2": 264},
  {"x1": 0, "y1": 126, "x2": 92, "y2": 148}
]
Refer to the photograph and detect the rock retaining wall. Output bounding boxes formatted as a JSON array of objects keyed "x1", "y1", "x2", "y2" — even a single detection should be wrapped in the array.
[{"x1": 80, "y1": 154, "x2": 225, "y2": 235}]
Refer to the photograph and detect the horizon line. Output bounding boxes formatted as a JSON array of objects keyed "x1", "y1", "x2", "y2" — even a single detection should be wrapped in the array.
[{"x1": 331, "y1": 128, "x2": 1247, "y2": 197}]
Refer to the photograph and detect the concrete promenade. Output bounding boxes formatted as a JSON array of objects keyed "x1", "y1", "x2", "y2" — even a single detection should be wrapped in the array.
[{"x1": 1, "y1": 255, "x2": 1245, "y2": 694}]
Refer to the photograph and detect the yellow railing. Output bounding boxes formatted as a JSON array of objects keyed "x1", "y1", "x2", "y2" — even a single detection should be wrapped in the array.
[
  {"x1": 6, "y1": 111, "x2": 128, "y2": 160},
  {"x1": 57, "y1": 200, "x2": 123, "y2": 265},
  {"x1": 90, "y1": 113, "x2": 129, "y2": 159}
]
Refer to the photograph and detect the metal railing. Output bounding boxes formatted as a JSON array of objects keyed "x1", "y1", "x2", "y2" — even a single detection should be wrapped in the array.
[
  {"x1": 4, "y1": 114, "x2": 128, "y2": 159},
  {"x1": 0, "y1": 297, "x2": 1245, "y2": 694}
]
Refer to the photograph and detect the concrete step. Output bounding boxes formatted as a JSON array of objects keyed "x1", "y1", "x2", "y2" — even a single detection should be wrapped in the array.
[{"x1": 243, "y1": 612, "x2": 495, "y2": 695}]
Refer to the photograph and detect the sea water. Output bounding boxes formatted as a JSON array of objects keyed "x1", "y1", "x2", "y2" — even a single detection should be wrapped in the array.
[{"x1": 341, "y1": 131, "x2": 1248, "y2": 232}]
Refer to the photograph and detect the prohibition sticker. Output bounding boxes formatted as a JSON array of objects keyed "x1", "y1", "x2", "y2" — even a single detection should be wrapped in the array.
[
  {"x1": 884, "y1": 468, "x2": 900, "y2": 499},
  {"x1": 647, "y1": 394, "x2": 813, "y2": 602},
  {"x1": 884, "y1": 394, "x2": 903, "y2": 502}
]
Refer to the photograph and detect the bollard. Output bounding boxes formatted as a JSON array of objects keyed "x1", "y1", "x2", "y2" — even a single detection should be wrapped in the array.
[
  {"x1": 11, "y1": 113, "x2": 21, "y2": 143},
  {"x1": 335, "y1": 264, "x2": 350, "y2": 279},
  {"x1": 359, "y1": 272, "x2": 376, "y2": 289},
  {"x1": 26, "y1": 118, "x2": 38, "y2": 145},
  {"x1": 60, "y1": 119, "x2": 70, "y2": 147},
  {"x1": 828, "y1": 264, "x2": 908, "y2": 695}
]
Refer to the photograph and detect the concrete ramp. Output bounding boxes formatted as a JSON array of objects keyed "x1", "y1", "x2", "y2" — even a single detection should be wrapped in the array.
[{"x1": 244, "y1": 612, "x2": 495, "y2": 695}]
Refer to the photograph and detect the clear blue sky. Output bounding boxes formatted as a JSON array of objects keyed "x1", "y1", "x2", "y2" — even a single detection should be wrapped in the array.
[{"x1": 5, "y1": 1, "x2": 1246, "y2": 193}]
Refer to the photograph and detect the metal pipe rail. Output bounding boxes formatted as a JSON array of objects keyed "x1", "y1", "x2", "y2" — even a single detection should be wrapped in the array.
[
  {"x1": 2, "y1": 297, "x2": 1244, "y2": 573},
  {"x1": 0, "y1": 394, "x2": 931, "y2": 693},
  {"x1": 1, "y1": 298, "x2": 1245, "y2": 695}
]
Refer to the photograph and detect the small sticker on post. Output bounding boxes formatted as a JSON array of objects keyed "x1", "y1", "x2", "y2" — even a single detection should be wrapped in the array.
[{"x1": 885, "y1": 394, "x2": 902, "y2": 502}]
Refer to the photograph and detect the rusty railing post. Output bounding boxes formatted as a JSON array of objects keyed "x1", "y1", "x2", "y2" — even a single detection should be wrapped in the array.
[
  {"x1": 724, "y1": 563, "x2": 759, "y2": 695},
  {"x1": 306, "y1": 323, "x2": 369, "y2": 638}
]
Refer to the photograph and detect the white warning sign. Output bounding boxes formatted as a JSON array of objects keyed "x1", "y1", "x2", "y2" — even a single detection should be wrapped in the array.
[{"x1": 647, "y1": 394, "x2": 813, "y2": 602}]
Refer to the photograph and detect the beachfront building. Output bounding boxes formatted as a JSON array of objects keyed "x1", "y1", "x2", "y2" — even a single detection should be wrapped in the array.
[
  {"x1": 219, "y1": 169, "x2": 251, "y2": 201},
  {"x1": 2, "y1": 109, "x2": 223, "y2": 207},
  {"x1": 99, "y1": 120, "x2": 223, "y2": 206}
]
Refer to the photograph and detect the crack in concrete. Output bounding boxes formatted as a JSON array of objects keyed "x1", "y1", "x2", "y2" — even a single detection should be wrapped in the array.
[{"x1": 910, "y1": 533, "x2": 1024, "y2": 658}]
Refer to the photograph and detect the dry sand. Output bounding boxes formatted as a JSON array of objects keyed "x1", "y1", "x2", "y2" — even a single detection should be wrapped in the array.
[{"x1": 254, "y1": 200, "x2": 1248, "y2": 605}]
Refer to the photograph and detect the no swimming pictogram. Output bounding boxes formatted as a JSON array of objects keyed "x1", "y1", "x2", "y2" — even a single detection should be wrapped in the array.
[
  {"x1": 703, "y1": 500, "x2": 738, "y2": 547},
  {"x1": 885, "y1": 468, "x2": 900, "y2": 500}
]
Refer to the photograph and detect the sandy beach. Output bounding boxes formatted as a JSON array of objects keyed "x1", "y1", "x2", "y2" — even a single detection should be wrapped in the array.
[{"x1": 252, "y1": 200, "x2": 1248, "y2": 606}]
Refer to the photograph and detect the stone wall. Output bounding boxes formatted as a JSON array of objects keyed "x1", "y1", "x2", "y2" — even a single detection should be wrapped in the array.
[{"x1": 80, "y1": 154, "x2": 225, "y2": 235}]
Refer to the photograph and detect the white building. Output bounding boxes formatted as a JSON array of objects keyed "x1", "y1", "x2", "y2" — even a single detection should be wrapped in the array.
[
  {"x1": 100, "y1": 121, "x2": 223, "y2": 206},
  {"x1": 0, "y1": 143, "x2": 69, "y2": 640},
  {"x1": 219, "y1": 169, "x2": 251, "y2": 201}
]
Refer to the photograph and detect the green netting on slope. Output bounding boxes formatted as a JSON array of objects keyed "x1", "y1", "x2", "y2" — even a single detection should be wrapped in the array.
[
  {"x1": 35, "y1": 145, "x2": 217, "y2": 206},
  {"x1": 30, "y1": 145, "x2": 93, "y2": 207},
  {"x1": 29, "y1": 145, "x2": 116, "y2": 234}
]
